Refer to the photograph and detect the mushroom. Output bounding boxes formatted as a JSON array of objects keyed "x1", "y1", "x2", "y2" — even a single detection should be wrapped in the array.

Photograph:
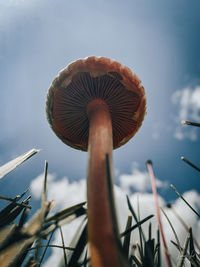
[{"x1": 46, "y1": 56, "x2": 146, "y2": 266}]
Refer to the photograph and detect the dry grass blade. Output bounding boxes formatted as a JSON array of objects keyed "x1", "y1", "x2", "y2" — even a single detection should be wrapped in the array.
[
  {"x1": 0, "y1": 196, "x2": 31, "y2": 209},
  {"x1": 170, "y1": 184, "x2": 200, "y2": 218},
  {"x1": 0, "y1": 236, "x2": 35, "y2": 267},
  {"x1": 182, "y1": 120, "x2": 200, "y2": 127},
  {"x1": 0, "y1": 190, "x2": 31, "y2": 219},
  {"x1": 0, "y1": 149, "x2": 40, "y2": 180},
  {"x1": 171, "y1": 241, "x2": 200, "y2": 267},
  {"x1": 0, "y1": 196, "x2": 31, "y2": 228},
  {"x1": 19, "y1": 206, "x2": 29, "y2": 228},
  {"x1": 160, "y1": 207, "x2": 181, "y2": 252},
  {"x1": 45, "y1": 202, "x2": 86, "y2": 224},
  {"x1": 146, "y1": 160, "x2": 172, "y2": 267},
  {"x1": 41, "y1": 161, "x2": 48, "y2": 207},
  {"x1": 172, "y1": 206, "x2": 200, "y2": 252},
  {"x1": 177, "y1": 230, "x2": 191, "y2": 267},
  {"x1": 122, "y1": 215, "x2": 132, "y2": 258},
  {"x1": 181, "y1": 157, "x2": 200, "y2": 172},
  {"x1": 189, "y1": 228, "x2": 197, "y2": 267},
  {"x1": 28, "y1": 244, "x2": 75, "y2": 251},
  {"x1": 0, "y1": 224, "x2": 18, "y2": 251},
  {"x1": 22, "y1": 201, "x2": 54, "y2": 236}
]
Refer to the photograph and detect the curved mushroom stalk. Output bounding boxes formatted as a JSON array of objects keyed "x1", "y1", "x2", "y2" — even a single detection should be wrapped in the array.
[{"x1": 87, "y1": 98, "x2": 120, "y2": 266}]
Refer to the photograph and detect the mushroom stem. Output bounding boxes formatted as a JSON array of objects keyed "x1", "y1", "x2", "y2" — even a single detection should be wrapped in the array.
[{"x1": 87, "y1": 98, "x2": 120, "y2": 267}]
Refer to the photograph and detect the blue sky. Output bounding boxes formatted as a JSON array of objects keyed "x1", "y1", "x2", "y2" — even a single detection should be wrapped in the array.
[
  {"x1": 1, "y1": 0, "x2": 200, "y2": 200},
  {"x1": 1, "y1": 0, "x2": 200, "y2": 264}
]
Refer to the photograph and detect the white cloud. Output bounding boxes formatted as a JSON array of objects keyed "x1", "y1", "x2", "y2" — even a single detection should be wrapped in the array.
[
  {"x1": 171, "y1": 86, "x2": 200, "y2": 141},
  {"x1": 30, "y1": 169, "x2": 200, "y2": 267},
  {"x1": 119, "y1": 163, "x2": 168, "y2": 193}
]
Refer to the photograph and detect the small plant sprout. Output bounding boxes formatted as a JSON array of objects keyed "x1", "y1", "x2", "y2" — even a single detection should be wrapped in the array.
[{"x1": 46, "y1": 56, "x2": 146, "y2": 266}]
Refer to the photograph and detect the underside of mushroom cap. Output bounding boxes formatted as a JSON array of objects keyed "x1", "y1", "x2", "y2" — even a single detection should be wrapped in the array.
[{"x1": 46, "y1": 56, "x2": 146, "y2": 151}]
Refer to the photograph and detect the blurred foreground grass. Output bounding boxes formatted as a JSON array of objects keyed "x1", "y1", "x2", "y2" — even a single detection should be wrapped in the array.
[{"x1": 0, "y1": 130, "x2": 199, "y2": 267}]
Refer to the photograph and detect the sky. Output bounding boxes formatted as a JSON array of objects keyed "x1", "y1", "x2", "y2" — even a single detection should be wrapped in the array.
[{"x1": 0, "y1": 0, "x2": 200, "y2": 265}]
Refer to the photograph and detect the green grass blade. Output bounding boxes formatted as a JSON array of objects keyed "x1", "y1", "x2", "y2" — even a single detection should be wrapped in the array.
[
  {"x1": 105, "y1": 154, "x2": 120, "y2": 237},
  {"x1": 0, "y1": 149, "x2": 40, "y2": 180},
  {"x1": 122, "y1": 215, "x2": 132, "y2": 258},
  {"x1": 126, "y1": 195, "x2": 146, "y2": 251},
  {"x1": 144, "y1": 239, "x2": 154, "y2": 267},
  {"x1": 59, "y1": 226, "x2": 67, "y2": 267},
  {"x1": 156, "y1": 229, "x2": 161, "y2": 267},
  {"x1": 38, "y1": 228, "x2": 55, "y2": 266},
  {"x1": 130, "y1": 255, "x2": 142, "y2": 267},
  {"x1": 63, "y1": 219, "x2": 88, "y2": 267},
  {"x1": 170, "y1": 184, "x2": 200, "y2": 218},
  {"x1": 106, "y1": 154, "x2": 130, "y2": 267},
  {"x1": 120, "y1": 214, "x2": 154, "y2": 238}
]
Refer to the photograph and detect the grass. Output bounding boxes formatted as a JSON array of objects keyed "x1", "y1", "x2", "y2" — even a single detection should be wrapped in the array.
[{"x1": 0, "y1": 120, "x2": 200, "y2": 266}]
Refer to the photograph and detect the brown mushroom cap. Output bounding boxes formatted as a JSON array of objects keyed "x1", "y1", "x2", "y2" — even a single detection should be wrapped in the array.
[{"x1": 46, "y1": 56, "x2": 146, "y2": 151}]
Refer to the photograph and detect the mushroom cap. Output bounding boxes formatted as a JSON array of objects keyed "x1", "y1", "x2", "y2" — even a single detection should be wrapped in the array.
[{"x1": 46, "y1": 56, "x2": 146, "y2": 151}]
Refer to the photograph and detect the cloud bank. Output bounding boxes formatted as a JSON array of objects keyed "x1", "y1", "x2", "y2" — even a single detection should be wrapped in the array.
[
  {"x1": 30, "y1": 166, "x2": 200, "y2": 266},
  {"x1": 172, "y1": 86, "x2": 200, "y2": 141}
]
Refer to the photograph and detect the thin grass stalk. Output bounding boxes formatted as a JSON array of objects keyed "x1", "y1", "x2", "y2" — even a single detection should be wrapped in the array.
[
  {"x1": 146, "y1": 160, "x2": 172, "y2": 267},
  {"x1": 59, "y1": 226, "x2": 67, "y2": 267},
  {"x1": 160, "y1": 207, "x2": 181, "y2": 252},
  {"x1": 130, "y1": 255, "x2": 142, "y2": 267},
  {"x1": 181, "y1": 157, "x2": 200, "y2": 173},
  {"x1": 120, "y1": 214, "x2": 154, "y2": 238},
  {"x1": 170, "y1": 184, "x2": 200, "y2": 218},
  {"x1": 171, "y1": 241, "x2": 200, "y2": 267},
  {"x1": 137, "y1": 195, "x2": 144, "y2": 259},
  {"x1": 28, "y1": 245, "x2": 75, "y2": 251},
  {"x1": 170, "y1": 206, "x2": 200, "y2": 252},
  {"x1": 182, "y1": 120, "x2": 200, "y2": 127},
  {"x1": 189, "y1": 228, "x2": 197, "y2": 267},
  {"x1": 0, "y1": 195, "x2": 31, "y2": 209},
  {"x1": 41, "y1": 161, "x2": 48, "y2": 207},
  {"x1": 148, "y1": 222, "x2": 152, "y2": 241},
  {"x1": 38, "y1": 228, "x2": 55, "y2": 266},
  {"x1": 156, "y1": 229, "x2": 160, "y2": 267}
]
